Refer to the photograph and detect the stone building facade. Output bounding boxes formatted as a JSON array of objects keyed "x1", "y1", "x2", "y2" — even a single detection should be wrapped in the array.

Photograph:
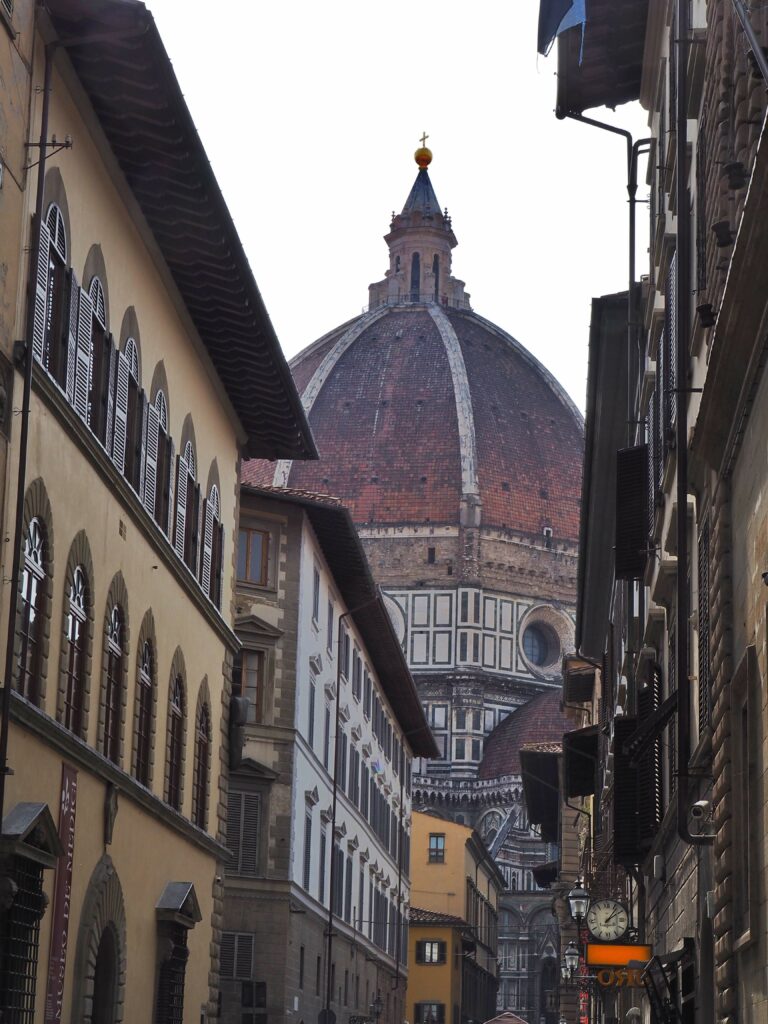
[
  {"x1": 245, "y1": 148, "x2": 585, "y2": 1023},
  {"x1": 0, "y1": 1, "x2": 313, "y2": 1020},
  {"x1": 222, "y1": 486, "x2": 435, "y2": 1024},
  {"x1": 543, "y1": 0, "x2": 768, "y2": 1020}
]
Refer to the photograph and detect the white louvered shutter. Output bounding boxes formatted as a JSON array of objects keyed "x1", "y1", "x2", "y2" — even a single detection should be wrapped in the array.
[
  {"x1": 143, "y1": 403, "x2": 160, "y2": 517},
  {"x1": 112, "y1": 351, "x2": 129, "y2": 473},
  {"x1": 225, "y1": 790, "x2": 243, "y2": 870},
  {"x1": 235, "y1": 934, "x2": 254, "y2": 979},
  {"x1": 31, "y1": 221, "x2": 52, "y2": 365},
  {"x1": 220, "y1": 933, "x2": 235, "y2": 978},
  {"x1": 201, "y1": 498, "x2": 214, "y2": 595},
  {"x1": 104, "y1": 338, "x2": 117, "y2": 455},
  {"x1": 137, "y1": 393, "x2": 148, "y2": 501},
  {"x1": 193, "y1": 484, "x2": 203, "y2": 576},
  {"x1": 66, "y1": 270, "x2": 79, "y2": 403},
  {"x1": 74, "y1": 287, "x2": 93, "y2": 421},
  {"x1": 165, "y1": 437, "x2": 175, "y2": 538},
  {"x1": 174, "y1": 455, "x2": 188, "y2": 558}
]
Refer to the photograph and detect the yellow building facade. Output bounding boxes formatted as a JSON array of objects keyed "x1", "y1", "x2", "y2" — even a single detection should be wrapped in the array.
[
  {"x1": 407, "y1": 812, "x2": 503, "y2": 1024},
  {"x1": 0, "y1": 1, "x2": 313, "y2": 1021}
]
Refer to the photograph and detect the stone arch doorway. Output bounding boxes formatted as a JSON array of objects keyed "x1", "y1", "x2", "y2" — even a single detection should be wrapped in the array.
[
  {"x1": 92, "y1": 925, "x2": 119, "y2": 1024},
  {"x1": 71, "y1": 855, "x2": 127, "y2": 1023}
]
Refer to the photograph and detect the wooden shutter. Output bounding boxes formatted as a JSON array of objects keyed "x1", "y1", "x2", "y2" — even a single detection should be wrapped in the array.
[
  {"x1": 74, "y1": 287, "x2": 92, "y2": 422},
  {"x1": 239, "y1": 792, "x2": 261, "y2": 875},
  {"x1": 663, "y1": 252, "x2": 677, "y2": 446},
  {"x1": 165, "y1": 436, "x2": 176, "y2": 537},
  {"x1": 225, "y1": 789, "x2": 242, "y2": 870},
  {"x1": 65, "y1": 270, "x2": 79, "y2": 403},
  {"x1": 173, "y1": 455, "x2": 187, "y2": 558},
  {"x1": 201, "y1": 498, "x2": 214, "y2": 596},
  {"x1": 143, "y1": 403, "x2": 160, "y2": 517},
  {"x1": 103, "y1": 337, "x2": 117, "y2": 454},
  {"x1": 212, "y1": 522, "x2": 224, "y2": 607},
  {"x1": 615, "y1": 445, "x2": 649, "y2": 579},
  {"x1": 31, "y1": 219, "x2": 51, "y2": 365},
  {"x1": 136, "y1": 390, "x2": 148, "y2": 500},
  {"x1": 111, "y1": 351, "x2": 130, "y2": 473},
  {"x1": 637, "y1": 664, "x2": 664, "y2": 852},
  {"x1": 612, "y1": 717, "x2": 640, "y2": 865},
  {"x1": 190, "y1": 483, "x2": 202, "y2": 574},
  {"x1": 698, "y1": 516, "x2": 711, "y2": 733},
  {"x1": 235, "y1": 934, "x2": 253, "y2": 979}
]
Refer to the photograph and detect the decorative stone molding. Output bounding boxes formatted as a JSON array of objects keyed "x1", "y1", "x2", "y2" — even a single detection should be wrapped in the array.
[{"x1": 70, "y1": 855, "x2": 127, "y2": 1024}]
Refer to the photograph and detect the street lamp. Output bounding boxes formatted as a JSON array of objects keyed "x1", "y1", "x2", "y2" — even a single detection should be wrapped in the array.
[
  {"x1": 559, "y1": 1016, "x2": 568, "y2": 1024},
  {"x1": 370, "y1": 992, "x2": 383, "y2": 1024},
  {"x1": 567, "y1": 880, "x2": 590, "y2": 924},
  {"x1": 564, "y1": 940, "x2": 579, "y2": 977}
]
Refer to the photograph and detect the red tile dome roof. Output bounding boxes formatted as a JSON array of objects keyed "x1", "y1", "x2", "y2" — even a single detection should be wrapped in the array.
[
  {"x1": 244, "y1": 304, "x2": 584, "y2": 540},
  {"x1": 478, "y1": 691, "x2": 569, "y2": 780}
]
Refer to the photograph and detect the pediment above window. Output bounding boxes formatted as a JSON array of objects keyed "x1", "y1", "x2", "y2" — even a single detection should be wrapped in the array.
[
  {"x1": 305, "y1": 786, "x2": 320, "y2": 806},
  {"x1": 0, "y1": 802, "x2": 62, "y2": 869},
  {"x1": 309, "y1": 653, "x2": 323, "y2": 675},
  {"x1": 235, "y1": 613, "x2": 283, "y2": 644},
  {"x1": 232, "y1": 757, "x2": 278, "y2": 782}
]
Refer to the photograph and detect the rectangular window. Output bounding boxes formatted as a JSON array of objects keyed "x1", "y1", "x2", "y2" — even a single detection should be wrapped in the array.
[
  {"x1": 455, "y1": 709, "x2": 466, "y2": 730},
  {"x1": 431, "y1": 704, "x2": 447, "y2": 729},
  {"x1": 303, "y1": 812, "x2": 312, "y2": 891},
  {"x1": 327, "y1": 599, "x2": 334, "y2": 652},
  {"x1": 733, "y1": 647, "x2": 758, "y2": 945},
  {"x1": 220, "y1": 931, "x2": 254, "y2": 980},
  {"x1": 484, "y1": 708, "x2": 495, "y2": 732},
  {"x1": 312, "y1": 566, "x2": 320, "y2": 623},
  {"x1": 364, "y1": 672, "x2": 372, "y2": 718},
  {"x1": 415, "y1": 1003, "x2": 445, "y2": 1024},
  {"x1": 237, "y1": 650, "x2": 265, "y2": 724},
  {"x1": 471, "y1": 738, "x2": 481, "y2": 761},
  {"x1": 308, "y1": 674, "x2": 316, "y2": 747},
  {"x1": 415, "y1": 940, "x2": 447, "y2": 964},
  {"x1": 454, "y1": 738, "x2": 466, "y2": 761},
  {"x1": 428, "y1": 833, "x2": 445, "y2": 864},
  {"x1": 318, "y1": 827, "x2": 327, "y2": 902},
  {"x1": 299, "y1": 946, "x2": 305, "y2": 990},
  {"x1": 225, "y1": 791, "x2": 261, "y2": 875},
  {"x1": 238, "y1": 527, "x2": 270, "y2": 586},
  {"x1": 323, "y1": 706, "x2": 331, "y2": 771}
]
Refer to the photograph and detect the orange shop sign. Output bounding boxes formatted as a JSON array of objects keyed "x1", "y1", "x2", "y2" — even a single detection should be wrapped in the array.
[{"x1": 585, "y1": 943, "x2": 652, "y2": 968}]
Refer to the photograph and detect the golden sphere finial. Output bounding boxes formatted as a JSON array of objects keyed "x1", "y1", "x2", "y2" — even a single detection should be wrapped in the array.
[{"x1": 415, "y1": 132, "x2": 432, "y2": 168}]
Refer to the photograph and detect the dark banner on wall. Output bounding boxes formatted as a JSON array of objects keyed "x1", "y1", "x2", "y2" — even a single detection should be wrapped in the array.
[{"x1": 44, "y1": 763, "x2": 78, "y2": 1024}]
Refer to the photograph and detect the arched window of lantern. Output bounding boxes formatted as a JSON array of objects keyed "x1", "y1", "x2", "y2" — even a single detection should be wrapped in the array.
[
  {"x1": 410, "y1": 252, "x2": 420, "y2": 302},
  {"x1": 432, "y1": 254, "x2": 440, "y2": 301}
]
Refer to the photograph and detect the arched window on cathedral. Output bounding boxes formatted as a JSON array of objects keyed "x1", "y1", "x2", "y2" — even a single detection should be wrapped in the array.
[
  {"x1": 410, "y1": 252, "x2": 420, "y2": 302},
  {"x1": 433, "y1": 254, "x2": 440, "y2": 302},
  {"x1": 17, "y1": 518, "x2": 46, "y2": 705},
  {"x1": 63, "y1": 566, "x2": 88, "y2": 735},
  {"x1": 103, "y1": 606, "x2": 123, "y2": 764}
]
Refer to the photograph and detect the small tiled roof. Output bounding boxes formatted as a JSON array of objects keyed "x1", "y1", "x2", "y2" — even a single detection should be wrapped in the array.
[
  {"x1": 410, "y1": 907, "x2": 468, "y2": 928},
  {"x1": 478, "y1": 691, "x2": 569, "y2": 780},
  {"x1": 483, "y1": 1012, "x2": 529, "y2": 1024}
]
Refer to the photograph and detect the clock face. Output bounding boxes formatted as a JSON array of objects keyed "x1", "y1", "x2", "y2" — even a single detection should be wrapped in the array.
[{"x1": 586, "y1": 899, "x2": 629, "y2": 941}]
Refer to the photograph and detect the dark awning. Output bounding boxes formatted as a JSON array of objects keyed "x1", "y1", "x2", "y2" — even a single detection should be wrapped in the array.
[
  {"x1": 563, "y1": 655, "x2": 597, "y2": 704},
  {"x1": 563, "y1": 724, "x2": 598, "y2": 797},
  {"x1": 43, "y1": 0, "x2": 316, "y2": 462},
  {"x1": 532, "y1": 860, "x2": 559, "y2": 889},
  {"x1": 520, "y1": 745, "x2": 561, "y2": 843},
  {"x1": 556, "y1": 0, "x2": 649, "y2": 116}
]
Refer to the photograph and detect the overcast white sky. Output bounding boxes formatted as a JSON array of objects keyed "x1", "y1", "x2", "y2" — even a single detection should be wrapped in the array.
[{"x1": 148, "y1": 0, "x2": 650, "y2": 413}]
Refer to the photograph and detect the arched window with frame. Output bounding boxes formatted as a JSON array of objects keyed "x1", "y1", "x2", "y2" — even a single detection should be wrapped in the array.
[
  {"x1": 103, "y1": 606, "x2": 123, "y2": 764},
  {"x1": 167, "y1": 676, "x2": 185, "y2": 811},
  {"x1": 120, "y1": 338, "x2": 147, "y2": 495},
  {"x1": 34, "y1": 203, "x2": 74, "y2": 393},
  {"x1": 87, "y1": 277, "x2": 115, "y2": 446},
  {"x1": 193, "y1": 702, "x2": 210, "y2": 829},
  {"x1": 135, "y1": 639, "x2": 154, "y2": 787},
  {"x1": 150, "y1": 390, "x2": 174, "y2": 533},
  {"x1": 410, "y1": 251, "x2": 421, "y2": 302},
  {"x1": 63, "y1": 566, "x2": 88, "y2": 735},
  {"x1": 17, "y1": 517, "x2": 46, "y2": 705},
  {"x1": 174, "y1": 439, "x2": 201, "y2": 574},
  {"x1": 201, "y1": 484, "x2": 224, "y2": 607}
]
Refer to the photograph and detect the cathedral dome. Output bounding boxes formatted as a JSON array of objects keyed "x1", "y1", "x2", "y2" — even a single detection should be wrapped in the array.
[
  {"x1": 478, "y1": 691, "x2": 568, "y2": 780},
  {"x1": 245, "y1": 158, "x2": 584, "y2": 551}
]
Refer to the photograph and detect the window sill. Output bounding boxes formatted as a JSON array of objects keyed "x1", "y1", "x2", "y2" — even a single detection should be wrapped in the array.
[
  {"x1": 32, "y1": 364, "x2": 237, "y2": 649},
  {"x1": 11, "y1": 692, "x2": 227, "y2": 858}
]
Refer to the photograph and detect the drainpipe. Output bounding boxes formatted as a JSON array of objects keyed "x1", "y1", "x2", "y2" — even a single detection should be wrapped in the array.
[
  {"x1": 0, "y1": 42, "x2": 56, "y2": 826},
  {"x1": 675, "y1": 0, "x2": 713, "y2": 848},
  {"x1": 732, "y1": 0, "x2": 768, "y2": 85}
]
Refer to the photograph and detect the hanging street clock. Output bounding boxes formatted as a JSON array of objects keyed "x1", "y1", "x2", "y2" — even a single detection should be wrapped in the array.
[{"x1": 585, "y1": 899, "x2": 630, "y2": 942}]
